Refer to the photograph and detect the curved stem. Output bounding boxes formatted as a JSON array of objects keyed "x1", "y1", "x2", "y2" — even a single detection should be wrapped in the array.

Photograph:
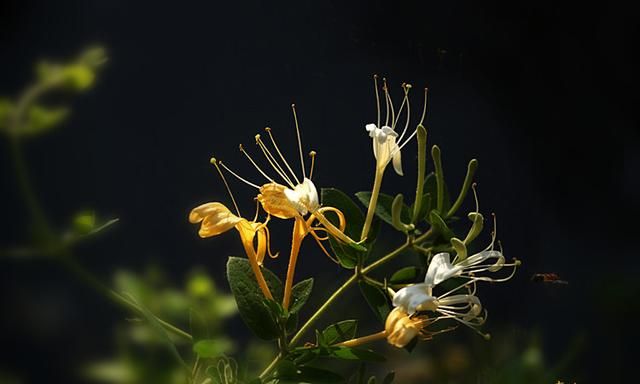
[
  {"x1": 258, "y1": 352, "x2": 283, "y2": 381},
  {"x1": 60, "y1": 255, "x2": 193, "y2": 341},
  {"x1": 360, "y1": 168, "x2": 384, "y2": 241}
]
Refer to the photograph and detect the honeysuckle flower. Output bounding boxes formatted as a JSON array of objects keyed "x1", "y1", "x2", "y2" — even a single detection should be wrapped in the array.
[
  {"x1": 188, "y1": 160, "x2": 278, "y2": 301},
  {"x1": 391, "y1": 243, "x2": 519, "y2": 338},
  {"x1": 384, "y1": 307, "x2": 455, "y2": 348},
  {"x1": 212, "y1": 105, "x2": 360, "y2": 309},
  {"x1": 360, "y1": 78, "x2": 428, "y2": 240}
]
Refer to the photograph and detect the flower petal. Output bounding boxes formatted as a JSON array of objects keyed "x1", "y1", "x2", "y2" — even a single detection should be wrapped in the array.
[
  {"x1": 393, "y1": 284, "x2": 435, "y2": 315},
  {"x1": 189, "y1": 202, "x2": 242, "y2": 238},
  {"x1": 257, "y1": 182, "x2": 300, "y2": 219},
  {"x1": 392, "y1": 144, "x2": 403, "y2": 176},
  {"x1": 424, "y1": 253, "x2": 463, "y2": 287}
]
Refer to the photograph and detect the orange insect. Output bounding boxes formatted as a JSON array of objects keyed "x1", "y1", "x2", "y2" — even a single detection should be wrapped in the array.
[{"x1": 531, "y1": 273, "x2": 568, "y2": 285}]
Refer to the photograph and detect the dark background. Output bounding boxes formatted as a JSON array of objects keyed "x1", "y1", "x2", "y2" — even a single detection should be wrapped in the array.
[{"x1": 1, "y1": 1, "x2": 638, "y2": 382}]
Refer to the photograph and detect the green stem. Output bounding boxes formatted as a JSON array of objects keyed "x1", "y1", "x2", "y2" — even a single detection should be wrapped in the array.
[
  {"x1": 288, "y1": 273, "x2": 359, "y2": 347},
  {"x1": 360, "y1": 168, "x2": 384, "y2": 241},
  {"x1": 60, "y1": 256, "x2": 192, "y2": 341},
  {"x1": 258, "y1": 352, "x2": 283, "y2": 381}
]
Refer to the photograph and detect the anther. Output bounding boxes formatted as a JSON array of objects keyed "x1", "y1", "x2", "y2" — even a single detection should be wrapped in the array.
[{"x1": 255, "y1": 134, "x2": 261, "y2": 142}]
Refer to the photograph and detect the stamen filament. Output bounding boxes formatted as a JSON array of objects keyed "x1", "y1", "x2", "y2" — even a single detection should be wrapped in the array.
[
  {"x1": 291, "y1": 104, "x2": 307, "y2": 179},
  {"x1": 383, "y1": 78, "x2": 390, "y2": 127},
  {"x1": 218, "y1": 160, "x2": 260, "y2": 189},
  {"x1": 419, "y1": 87, "x2": 429, "y2": 126},
  {"x1": 265, "y1": 127, "x2": 301, "y2": 184},
  {"x1": 397, "y1": 84, "x2": 412, "y2": 142},
  {"x1": 239, "y1": 144, "x2": 276, "y2": 184},
  {"x1": 308, "y1": 151, "x2": 316, "y2": 179},
  {"x1": 210, "y1": 157, "x2": 241, "y2": 216},
  {"x1": 374, "y1": 74, "x2": 381, "y2": 128},
  {"x1": 255, "y1": 135, "x2": 296, "y2": 188}
]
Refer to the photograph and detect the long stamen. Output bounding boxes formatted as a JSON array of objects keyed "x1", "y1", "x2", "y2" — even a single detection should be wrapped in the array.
[
  {"x1": 396, "y1": 83, "x2": 412, "y2": 142},
  {"x1": 383, "y1": 78, "x2": 390, "y2": 126},
  {"x1": 255, "y1": 134, "x2": 296, "y2": 188},
  {"x1": 392, "y1": 83, "x2": 408, "y2": 130},
  {"x1": 291, "y1": 104, "x2": 306, "y2": 179},
  {"x1": 390, "y1": 128, "x2": 419, "y2": 158},
  {"x1": 419, "y1": 87, "x2": 429, "y2": 126},
  {"x1": 265, "y1": 127, "x2": 301, "y2": 185},
  {"x1": 384, "y1": 79, "x2": 396, "y2": 127},
  {"x1": 308, "y1": 151, "x2": 317, "y2": 179},
  {"x1": 218, "y1": 160, "x2": 260, "y2": 189},
  {"x1": 210, "y1": 157, "x2": 242, "y2": 216},
  {"x1": 239, "y1": 144, "x2": 276, "y2": 183},
  {"x1": 374, "y1": 74, "x2": 381, "y2": 128}
]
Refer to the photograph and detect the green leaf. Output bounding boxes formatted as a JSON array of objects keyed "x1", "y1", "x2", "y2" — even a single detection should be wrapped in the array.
[
  {"x1": 226, "y1": 257, "x2": 283, "y2": 340},
  {"x1": 367, "y1": 377, "x2": 377, "y2": 384},
  {"x1": 382, "y1": 372, "x2": 395, "y2": 384},
  {"x1": 192, "y1": 339, "x2": 233, "y2": 358},
  {"x1": 321, "y1": 188, "x2": 372, "y2": 268},
  {"x1": 389, "y1": 267, "x2": 421, "y2": 284},
  {"x1": 275, "y1": 360, "x2": 345, "y2": 383},
  {"x1": 72, "y1": 211, "x2": 96, "y2": 234},
  {"x1": 358, "y1": 281, "x2": 390, "y2": 324},
  {"x1": 355, "y1": 192, "x2": 411, "y2": 229},
  {"x1": 189, "y1": 308, "x2": 209, "y2": 343},
  {"x1": 322, "y1": 320, "x2": 358, "y2": 345},
  {"x1": 289, "y1": 278, "x2": 314, "y2": 314},
  {"x1": 329, "y1": 346, "x2": 386, "y2": 362},
  {"x1": 0, "y1": 98, "x2": 13, "y2": 130},
  {"x1": 22, "y1": 104, "x2": 69, "y2": 136},
  {"x1": 122, "y1": 293, "x2": 188, "y2": 371}
]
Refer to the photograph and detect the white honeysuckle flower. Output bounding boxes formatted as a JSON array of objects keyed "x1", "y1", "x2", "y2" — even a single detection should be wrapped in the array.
[
  {"x1": 365, "y1": 123, "x2": 404, "y2": 175},
  {"x1": 283, "y1": 177, "x2": 319, "y2": 216},
  {"x1": 364, "y1": 79, "x2": 427, "y2": 176}
]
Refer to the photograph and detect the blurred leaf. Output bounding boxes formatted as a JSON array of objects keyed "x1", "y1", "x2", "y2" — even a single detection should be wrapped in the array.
[
  {"x1": 389, "y1": 266, "x2": 421, "y2": 284},
  {"x1": 358, "y1": 281, "x2": 390, "y2": 324},
  {"x1": 321, "y1": 320, "x2": 358, "y2": 345},
  {"x1": 187, "y1": 270, "x2": 215, "y2": 297},
  {"x1": 289, "y1": 278, "x2": 314, "y2": 314},
  {"x1": 73, "y1": 210, "x2": 96, "y2": 234},
  {"x1": 226, "y1": 257, "x2": 283, "y2": 340},
  {"x1": 190, "y1": 308, "x2": 209, "y2": 342},
  {"x1": 321, "y1": 188, "x2": 372, "y2": 268},
  {"x1": 355, "y1": 192, "x2": 411, "y2": 229},
  {"x1": 382, "y1": 372, "x2": 395, "y2": 384},
  {"x1": 122, "y1": 293, "x2": 189, "y2": 371},
  {"x1": 0, "y1": 98, "x2": 13, "y2": 130},
  {"x1": 328, "y1": 346, "x2": 385, "y2": 362},
  {"x1": 22, "y1": 104, "x2": 68, "y2": 135},
  {"x1": 274, "y1": 360, "x2": 345, "y2": 383},
  {"x1": 193, "y1": 339, "x2": 233, "y2": 358}
]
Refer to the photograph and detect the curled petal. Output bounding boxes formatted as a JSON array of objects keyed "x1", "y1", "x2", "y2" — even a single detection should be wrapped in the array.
[
  {"x1": 257, "y1": 182, "x2": 299, "y2": 219},
  {"x1": 424, "y1": 253, "x2": 463, "y2": 288},
  {"x1": 385, "y1": 307, "x2": 422, "y2": 348},
  {"x1": 392, "y1": 144, "x2": 403, "y2": 176},
  {"x1": 392, "y1": 284, "x2": 435, "y2": 315},
  {"x1": 189, "y1": 202, "x2": 242, "y2": 238}
]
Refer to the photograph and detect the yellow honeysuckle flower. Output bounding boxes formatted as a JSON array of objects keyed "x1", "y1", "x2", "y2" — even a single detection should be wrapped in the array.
[
  {"x1": 214, "y1": 104, "x2": 360, "y2": 309},
  {"x1": 189, "y1": 160, "x2": 278, "y2": 301}
]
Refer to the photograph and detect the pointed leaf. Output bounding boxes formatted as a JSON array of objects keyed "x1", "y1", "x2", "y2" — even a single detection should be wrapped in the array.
[
  {"x1": 358, "y1": 281, "x2": 390, "y2": 323},
  {"x1": 226, "y1": 257, "x2": 283, "y2": 340},
  {"x1": 322, "y1": 320, "x2": 358, "y2": 345},
  {"x1": 289, "y1": 278, "x2": 314, "y2": 314}
]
